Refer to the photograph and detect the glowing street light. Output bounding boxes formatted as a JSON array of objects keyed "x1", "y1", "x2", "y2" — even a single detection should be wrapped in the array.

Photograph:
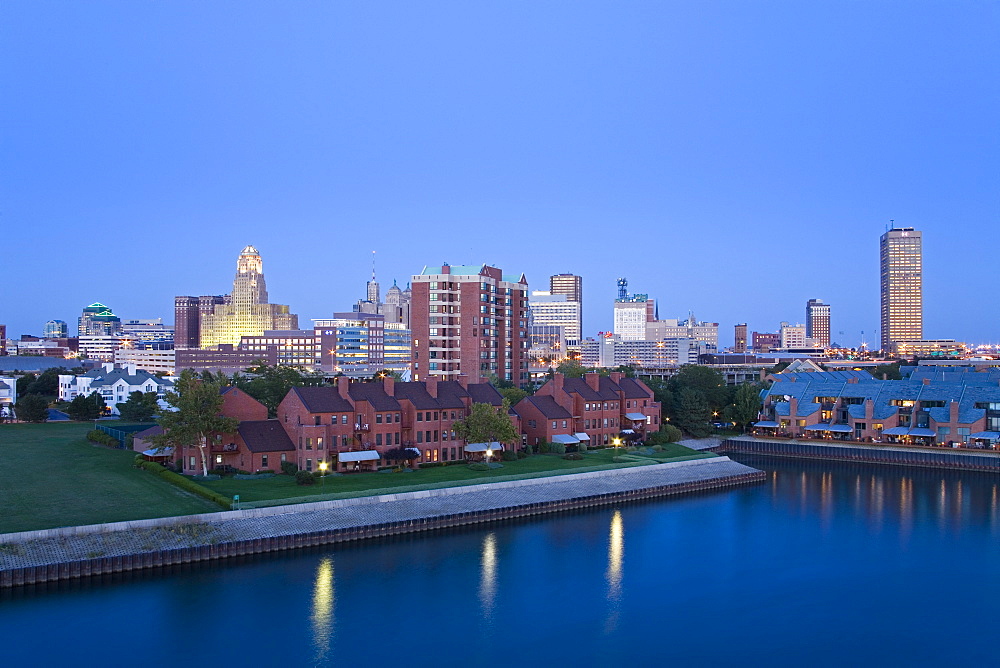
[
  {"x1": 319, "y1": 460, "x2": 328, "y2": 486},
  {"x1": 485, "y1": 446, "x2": 493, "y2": 464}
]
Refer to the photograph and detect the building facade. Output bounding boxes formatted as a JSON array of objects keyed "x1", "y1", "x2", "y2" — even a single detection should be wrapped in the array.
[
  {"x1": 411, "y1": 264, "x2": 529, "y2": 385},
  {"x1": 58, "y1": 363, "x2": 173, "y2": 413},
  {"x1": 645, "y1": 316, "x2": 719, "y2": 349},
  {"x1": 880, "y1": 226, "x2": 923, "y2": 352},
  {"x1": 174, "y1": 295, "x2": 228, "y2": 349},
  {"x1": 528, "y1": 291, "x2": 581, "y2": 352},
  {"x1": 549, "y1": 273, "x2": 583, "y2": 347},
  {"x1": 198, "y1": 246, "x2": 298, "y2": 348},
  {"x1": 78, "y1": 303, "x2": 122, "y2": 337},
  {"x1": 805, "y1": 299, "x2": 831, "y2": 348},
  {"x1": 44, "y1": 320, "x2": 68, "y2": 338},
  {"x1": 734, "y1": 323, "x2": 748, "y2": 353}
]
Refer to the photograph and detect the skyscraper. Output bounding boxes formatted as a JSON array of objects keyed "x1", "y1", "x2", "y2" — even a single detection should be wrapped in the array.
[
  {"x1": 880, "y1": 226, "x2": 923, "y2": 352},
  {"x1": 78, "y1": 303, "x2": 122, "y2": 337},
  {"x1": 411, "y1": 263, "x2": 528, "y2": 384},
  {"x1": 528, "y1": 291, "x2": 582, "y2": 352},
  {"x1": 548, "y1": 273, "x2": 583, "y2": 350},
  {"x1": 734, "y1": 323, "x2": 747, "y2": 353},
  {"x1": 175, "y1": 295, "x2": 228, "y2": 349},
  {"x1": 198, "y1": 246, "x2": 298, "y2": 348},
  {"x1": 805, "y1": 299, "x2": 831, "y2": 347}
]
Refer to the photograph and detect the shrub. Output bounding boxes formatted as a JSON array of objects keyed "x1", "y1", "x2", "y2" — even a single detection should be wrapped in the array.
[
  {"x1": 549, "y1": 442, "x2": 566, "y2": 455},
  {"x1": 418, "y1": 461, "x2": 447, "y2": 468},
  {"x1": 578, "y1": 442, "x2": 588, "y2": 453},
  {"x1": 502, "y1": 449, "x2": 518, "y2": 462},
  {"x1": 207, "y1": 468, "x2": 232, "y2": 477},
  {"x1": 280, "y1": 461, "x2": 298, "y2": 476},
  {"x1": 661, "y1": 424, "x2": 683, "y2": 443},
  {"x1": 563, "y1": 452, "x2": 583, "y2": 461},
  {"x1": 652, "y1": 444, "x2": 664, "y2": 452},
  {"x1": 86, "y1": 430, "x2": 118, "y2": 447},
  {"x1": 135, "y1": 460, "x2": 231, "y2": 508},
  {"x1": 516, "y1": 450, "x2": 527, "y2": 459},
  {"x1": 467, "y1": 462, "x2": 490, "y2": 471},
  {"x1": 256, "y1": 469, "x2": 275, "y2": 475},
  {"x1": 538, "y1": 441, "x2": 550, "y2": 454},
  {"x1": 295, "y1": 470, "x2": 316, "y2": 486},
  {"x1": 523, "y1": 443, "x2": 533, "y2": 455}
]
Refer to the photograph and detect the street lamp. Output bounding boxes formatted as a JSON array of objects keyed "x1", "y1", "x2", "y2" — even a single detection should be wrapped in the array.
[
  {"x1": 319, "y1": 460, "x2": 328, "y2": 485},
  {"x1": 613, "y1": 437, "x2": 622, "y2": 448},
  {"x1": 485, "y1": 446, "x2": 493, "y2": 465}
]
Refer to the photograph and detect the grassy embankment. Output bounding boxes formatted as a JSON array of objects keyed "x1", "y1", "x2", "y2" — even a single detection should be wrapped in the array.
[
  {"x1": 0, "y1": 422, "x2": 219, "y2": 534},
  {"x1": 200, "y1": 442, "x2": 712, "y2": 508}
]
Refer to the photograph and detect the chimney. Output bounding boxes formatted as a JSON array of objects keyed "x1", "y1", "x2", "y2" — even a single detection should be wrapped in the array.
[
  {"x1": 847, "y1": 376, "x2": 858, "y2": 384},
  {"x1": 949, "y1": 400, "x2": 959, "y2": 423},
  {"x1": 551, "y1": 372, "x2": 564, "y2": 392},
  {"x1": 457, "y1": 373, "x2": 469, "y2": 390},
  {"x1": 609, "y1": 371, "x2": 623, "y2": 383},
  {"x1": 383, "y1": 375, "x2": 395, "y2": 396},
  {"x1": 585, "y1": 372, "x2": 601, "y2": 392},
  {"x1": 922, "y1": 377, "x2": 930, "y2": 385},
  {"x1": 425, "y1": 377, "x2": 437, "y2": 398},
  {"x1": 337, "y1": 376, "x2": 350, "y2": 400}
]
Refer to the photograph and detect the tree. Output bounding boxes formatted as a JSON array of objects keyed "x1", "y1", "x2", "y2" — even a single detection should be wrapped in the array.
[
  {"x1": 117, "y1": 391, "x2": 159, "y2": 422},
  {"x1": 554, "y1": 359, "x2": 587, "y2": 378},
  {"x1": 67, "y1": 393, "x2": 102, "y2": 421},
  {"x1": 673, "y1": 388, "x2": 712, "y2": 438},
  {"x1": 870, "y1": 361, "x2": 902, "y2": 381},
  {"x1": 14, "y1": 394, "x2": 49, "y2": 423},
  {"x1": 151, "y1": 370, "x2": 239, "y2": 476},
  {"x1": 234, "y1": 363, "x2": 324, "y2": 418},
  {"x1": 383, "y1": 446, "x2": 419, "y2": 470},
  {"x1": 498, "y1": 387, "x2": 528, "y2": 406},
  {"x1": 371, "y1": 369, "x2": 403, "y2": 381},
  {"x1": 453, "y1": 401, "x2": 519, "y2": 448},
  {"x1": 726, "y1": 383, "x2": 764, "y2": 432}
]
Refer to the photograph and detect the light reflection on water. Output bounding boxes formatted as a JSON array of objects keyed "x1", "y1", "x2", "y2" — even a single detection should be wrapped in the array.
[
  {"x1": 479, "y1": 532, "x2": 497, "y2": 620},
  {"x1": 604, "y1": 510, "x2": 624, "y2": 633},
  {"x1": 311, "y1": 557, "x2": 334, "y2": 663}
]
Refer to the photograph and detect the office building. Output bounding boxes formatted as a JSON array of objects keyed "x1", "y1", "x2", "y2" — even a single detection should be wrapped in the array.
[
  {"x1": 880, "y1": 226, "x2": 923, "y2": 352},
  {"x1": 44, "y1": 320, "x2": 68, "y2": 338},
  {"x1": 613, "y1": 295, "x2": 655, "y2": 341},
  {"x1": 645, "y1": 315, "x2": 719, "y2": 349},
  {"x1": 529, "y1": 291, "x2": 582, "y2": 351},
  {"x1": 753, "y1": 331, "x2": 780, "y2": 353},
  {"x1": 779, "y1": 322, "x2": 808, "y2": 349},
  {"x1": 805, "y1": 299, "x2": 831, "y2": 348},
  {"x1": 411, "y1": 263, "x2": 529, "y2": 385},
  {"x1": 198, "y1": 246, "x2": 299, "y2": 348},
  {"x1": 78, "y1": 303, "x2": 122, "y2": 337},
  {"x1": 734, "y1": 323, "x2": 748, "y2": 353},
  {"x1": 549, "y1": 273, "x2": 583, "y2": 342}
]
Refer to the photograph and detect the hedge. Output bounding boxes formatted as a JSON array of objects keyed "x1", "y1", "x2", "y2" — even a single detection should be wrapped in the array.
[
  {"x1": 87, "y1": 430, "x2": 118, "y2": 447},
  {"x1": 136, "y1": 459, "x2": 231, "y2": 509}
]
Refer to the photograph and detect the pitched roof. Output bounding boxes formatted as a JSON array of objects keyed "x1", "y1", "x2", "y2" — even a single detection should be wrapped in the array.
[
  {"x1": 239, "y1": 420, "x2": 296, "y2": 452},
  {"x1": 291, "y1": 386, "x2": 354, "y2": 413},
  {"x1": 616, "y1": 377, "x2": 652, "y2": 399},
  {"x1": 348, "y1": 383, "x2": 401, "y2": 411},
  {"x1": 467, "y1": 383, "x2": 503, "y2": 406},
  {"x1": 523, "y1": 395, "x2": 572, "y2": 420},
  {"x1": 434, "y1": 381, "x2": 470, "y2": 409},
  {"x1": 393, "y1": 382, "x2": 439, "y2": 409}
]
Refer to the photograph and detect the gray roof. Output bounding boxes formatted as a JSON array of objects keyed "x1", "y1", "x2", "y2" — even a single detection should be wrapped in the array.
[{"x1": 78, "y1": 368, "x2": 172, "y2": 389}]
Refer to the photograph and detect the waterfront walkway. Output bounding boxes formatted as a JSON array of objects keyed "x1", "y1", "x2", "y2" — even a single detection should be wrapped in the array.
[{"x1": 0, "y1": 457, "x2": 760, "y2": 580}]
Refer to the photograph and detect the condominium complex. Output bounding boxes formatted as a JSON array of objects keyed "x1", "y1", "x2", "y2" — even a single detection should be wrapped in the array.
[
  {"x1": 880, "y1": 226, "x2": 923, "y2": 352},
  {"x1": 411, "y1": 263, "x2": 529, "y2": 384},
  {"x1": 805, "y1": 299, "x2": 831, "y2": 348},
  {"x1": 197, "y1": 246, "x2": 299, "y2": 348}
]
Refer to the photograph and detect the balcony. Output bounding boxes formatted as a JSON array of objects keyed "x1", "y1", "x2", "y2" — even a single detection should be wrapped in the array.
[
  {"x1": 354, "y1": 423, "x2": 370, "y2": 432},
  {"x1": 211, "y1": 442, "x2": 240, "y2": 453}
]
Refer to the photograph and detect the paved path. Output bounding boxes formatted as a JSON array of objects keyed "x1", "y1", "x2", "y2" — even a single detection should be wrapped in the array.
[
  {"x1": 0, "y1": 457, "x2": 759, "y2": 571},
  {"x1": 678, "y1": 438, "x2": 723, "y2": 451}
]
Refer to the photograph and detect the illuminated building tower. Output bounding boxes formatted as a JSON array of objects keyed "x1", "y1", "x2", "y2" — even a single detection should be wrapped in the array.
[
  {"x1": 880, "y1": 226, "x2": 922, "y2": 352},
  {"x1": 411, "y1": 263, "x2": 529, "y2": 385},
  {"x1": 805, "y1": 299, "x2": 831, "y2": 348},
  {"x1": 78, "y1": 303, "x2": 122, "y2": 337},
  {"x1": 549, "y1": 274, "x2": 583, "y2": 349},
  {"x1": 44, "y1": 320, "x2": 68, "y2": 338},
  {"x1": 199, "y1": 246, "x2": 299, "y2": 348}
]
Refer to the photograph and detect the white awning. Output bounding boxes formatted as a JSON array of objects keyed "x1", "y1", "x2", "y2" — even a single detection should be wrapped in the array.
[
  {"x1": 620, "y1": 429, "x2": 635, "y2": 434},
  {"x1": 573, "y1": 432, "x2": 591, "y2": 441},
  {"x1": 550, "y1": 434, "x2": 580, "y2": 445},
  {"x1": 142, "y1": 447, "x2": 174, "y2": 457},
  {"x1": 803, "y1": 424, "x2": 829, "y2": 431},
  {"x1": 624, "y1": 412, "x2": 647, "y2": 421},
  {"x1": 827, "y1": 424, "x2": 852, "y2": 433},
  {"x1": 881, "y1": 427, "x2": 909, "y2": 436},
  {"x1": 754, "y1": 421, "x2": 780, "y2": 428},
  {"x1": 464, "y1": 442, "x2": 504, "y2": 452},
  {"x1": 908, "y1": 428, "x2": 935, "y2": 437},
  {"x1": 970, "y1": 431, "x2": 1000, "y2": 440},
  {"x1": 338, "y1": 450, "x2": 380, "y2": 462}
]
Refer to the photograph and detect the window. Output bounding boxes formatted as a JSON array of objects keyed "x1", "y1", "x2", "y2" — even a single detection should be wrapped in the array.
[
  {"x1": 376, "y1": 414, "x2": 383, "y2": 424},
  {"x1": 434, "y1": 430, "x2": 439, "y2": 442},
  {"x1": 262, "y1": 455, "x2": 268, "y2": 467},
  {"x1": 417, "y1": 412, "x2": 423, "y2": 422},
  {"x1": 552, "y1": 421, "x2": 557, "y2": 429},
  {"x1": 190, "y1": 456, "x2": 196, "y2": 468},
  {"x1": 376, "y1": 433, "x2": 383, "y2": 446},
  {"x1": 317, "y1": 437, "x2": 324, "y2": 449},
  {"x1": 306, "y1": 459, "x2": 313, "y2": 471},
  {"x1": 306, "y1": 438, "x2": 312, "y2": 450},
  {"x1": 394, "y1": 433, "x2": 400, "y2": 445},
  {"x1": 281, "y1": 453, "x2": 287, "y2": 462},
  {"x1": 216, "y1": 454, "x2": 223, "y2": 464},
  {"x1": 395, "y1": 413, "x2": 400, "y2": 423},
  {"x1": 426, "y1": 431, "x2": 431, "y2": 442},
  {"x1": 417, "y1": 432, "x2": 423, "y2": 443},
  {"x1": 342, "y1": 415, "x2": 348, "y2": 424},
  {"x1": 562, "y1": 420, "x2": 567, "y2": 428},
  {"x1": 314, "y1": 416, "x2": 320, "y2": 426}
]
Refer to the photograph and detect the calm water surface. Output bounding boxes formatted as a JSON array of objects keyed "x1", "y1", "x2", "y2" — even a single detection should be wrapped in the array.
[{"x1": 3, "y1": 457, "x2": 998, "y2": 667}]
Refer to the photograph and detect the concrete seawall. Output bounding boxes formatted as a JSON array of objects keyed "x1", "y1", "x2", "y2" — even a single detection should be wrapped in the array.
[
  {"x1": 722, "y1": 437, "x2": 1000, "y2": 471},
  {"x1": 0, "y1": 457, "x2": 763, "y2": 588}
]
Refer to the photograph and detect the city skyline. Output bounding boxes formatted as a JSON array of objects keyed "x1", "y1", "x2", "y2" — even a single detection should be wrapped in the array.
[{"x1": 3, "y1": 3, "x2": 997, "y2": 346}]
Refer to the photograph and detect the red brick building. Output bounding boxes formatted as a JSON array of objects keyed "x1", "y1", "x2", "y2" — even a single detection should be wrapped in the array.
[
  {"x1": 276, "y1": 376, "x2": 511, "y2": 472},
  {"x1": 516, "y1": 372, "x2": 661, "y2": 448},
  {"x1": 411, "y1": 264, "x2": 529, "y2": 386}
]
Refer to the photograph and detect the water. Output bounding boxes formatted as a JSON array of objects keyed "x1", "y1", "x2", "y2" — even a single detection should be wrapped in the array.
[{"x1": 3, "y1": 457, "x2": 998, "y2": 667}]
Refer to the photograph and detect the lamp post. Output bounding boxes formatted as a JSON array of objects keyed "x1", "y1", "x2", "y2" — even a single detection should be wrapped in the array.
[
  {"x1": 485, "y1": 446, "x2": 493, "y2": 465},
  {"x1": 319, "y1": 460, "x2": 328, "y2": 485}
]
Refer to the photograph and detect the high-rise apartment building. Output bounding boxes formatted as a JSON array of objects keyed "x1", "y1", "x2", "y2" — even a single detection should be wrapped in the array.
[
  {"x1": 734, "y1": 323, "x2": 748, "y2": 353},
  {"x1": 78, "y1": 303, "x2": 122, "y2": 337},
  {"x1": 411, "y1": 263, "x2": 529, "y2": 385},
  {"x1": 805, "y1": 299, "x2": 831, "y2": 347},
  {"x1": 549, "y1": 273, "x2": 583, "y2": 344},
  {"x1": 880, "y1": 226, "x2": 923, "y2": 352},
  {"x1": 198, "y1": 246, "x2": 298, "y2": 348}
]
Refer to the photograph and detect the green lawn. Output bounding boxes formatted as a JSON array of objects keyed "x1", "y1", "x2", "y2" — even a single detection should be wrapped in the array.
[
  {"x1": 201, "y1": 442, "x2": 711, "y2": 507},
  {"x1": 0, "y1": 422, "x2": 220, "y2": 534}
]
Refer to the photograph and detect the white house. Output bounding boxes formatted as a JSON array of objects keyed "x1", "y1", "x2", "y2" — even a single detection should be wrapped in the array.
[
  {"x1": 59, "y1": 363, "x2": 174, "y2": 415},
  {"x1": 0, "y1": 376, "x2": 17, "y2": 418}
]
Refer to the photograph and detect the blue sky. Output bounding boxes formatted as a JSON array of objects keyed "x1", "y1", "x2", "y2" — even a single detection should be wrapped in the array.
[{"x1": 3, "y1": 1, "x2": 997, "y2": 347}]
